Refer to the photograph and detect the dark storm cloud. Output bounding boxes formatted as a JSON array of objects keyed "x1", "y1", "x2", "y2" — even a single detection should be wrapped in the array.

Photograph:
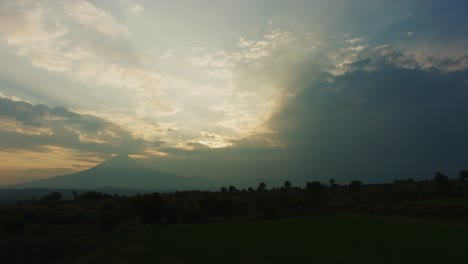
[
  {"x1": 266, "y1": 52, "x2": 468, "y2": 183},
  {"x1": 0, "y1": 97, "x2": 149, "y2": 154}
]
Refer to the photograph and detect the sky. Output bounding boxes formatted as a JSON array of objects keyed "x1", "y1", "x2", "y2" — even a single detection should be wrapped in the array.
[{"x1": 0, "y1": 0, "x2": 467, "y2": 186}]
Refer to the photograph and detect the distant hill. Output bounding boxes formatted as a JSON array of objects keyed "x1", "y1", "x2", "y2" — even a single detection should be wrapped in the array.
[
  {"x1": 0, "y1": 188, "x2": 77, "y2": 201},
  {"x1": 2, "y1": 154, "x2": 218, "y2": 192}
]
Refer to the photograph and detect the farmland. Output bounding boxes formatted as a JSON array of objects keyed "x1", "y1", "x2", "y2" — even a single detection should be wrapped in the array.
[{"x1": 82, "y1": 214, "x2": 468, "y2": 264}]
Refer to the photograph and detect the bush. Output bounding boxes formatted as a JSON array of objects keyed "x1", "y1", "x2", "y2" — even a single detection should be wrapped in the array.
[
  {"x1": 2, "y1": 218, "x2": 25, "y2": 236},
  {"x1": 99, "y1": 212, "x2": 118, "y2": 232},
  {"x1": 183, "y1": 210, "x2": 206, "y2": 224},
  {"x1": 261, "y1": 207, "x2": 279, "y2": 219}
]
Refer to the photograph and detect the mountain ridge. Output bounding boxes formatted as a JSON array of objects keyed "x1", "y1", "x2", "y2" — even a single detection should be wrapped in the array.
[{"x1": 3, "y1": 154, "x2": 218, "y2": 191}]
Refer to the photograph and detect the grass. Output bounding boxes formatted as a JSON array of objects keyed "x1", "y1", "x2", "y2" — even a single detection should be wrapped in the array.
[
  {"x1": 80, "y1": 214, "x2": 468, "y2": 264},
  {"x1": 402, "y1": 197, "x2": 468, "y2": 208}
]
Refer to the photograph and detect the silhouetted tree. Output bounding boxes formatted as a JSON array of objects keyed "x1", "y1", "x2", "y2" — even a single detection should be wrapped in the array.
[
  {"x1": 284, "y1": 181, "x2": 292, "y2": 190},
  {"x1": 41, "y1": 192, "x2": 62, "y2": 208},
  {"x1": 349, "y1": 180, "x2": 363, "y2": 203},
  {"x1": 349, "y1": 180, "x2": 363, "y2": 191},
  {"x1": 131, "y1": 193, "x2": 170, "y2": 225},
  {"x1": 329, "y1": 179, "x2": 337, "y2": 190},
  {"x1": 261, "y1": 207, "x2": 279, "y2": 219},
  {"x1": 459, "y1": 171, "x2": 468, "y2": 183},
  {"x1": 434, "y1": 172, "x2": 451, "y2": 190},
  {"x1": 306, "y1": 181, "x2": 323, "y2": 193},
  {"x1": 77, "y1": 191, "x2": 111, "y2": 201},
  {"x1": 393, "y1": 178, "x2": 416, "y2": 185},
  {"x1": 247, "y1": 187, "x2": 254, "y2": 192},
  {"x1": 305, "y1": 181, "x2": 326, "y2": 208},
  {"x1": 213, "y1": 199, "x2": 236, "y2": 216},
  {"x1": 220, "y1": 187, "x2": 228, "y2": 193},
  {"x1": 228, "y1": 186, "x2": 237, "y2": 192},
  {"x1": 257, "y1": 182, "x2": 267, "y2": 192}
]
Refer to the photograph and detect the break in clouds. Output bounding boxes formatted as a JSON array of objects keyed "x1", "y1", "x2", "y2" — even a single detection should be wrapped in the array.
[{"x1": 0, "y1": 0, "x2": 467, "y2": 184}]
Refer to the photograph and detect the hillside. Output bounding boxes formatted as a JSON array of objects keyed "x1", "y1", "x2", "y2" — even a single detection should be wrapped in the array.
[{"x1": 3, "y1": 154, "x2": 217, "y2": 191}]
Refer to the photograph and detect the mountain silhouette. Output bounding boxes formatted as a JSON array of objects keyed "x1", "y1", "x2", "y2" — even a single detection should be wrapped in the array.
[
  {"x1": 94, "y1": 153, "x2": 141, "y2": 169},
  {"x1": 5, "y1": 154, "x2": 217, "y2": 191}
]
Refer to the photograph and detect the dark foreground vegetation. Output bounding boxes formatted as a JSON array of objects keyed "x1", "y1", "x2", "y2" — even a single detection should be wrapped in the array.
[
  {"x1": 1, "y1": 171, "x2": 468, "y2": 263},
  {"x1": 81, "y1": 215, "x2": 468, "y2": 264}
]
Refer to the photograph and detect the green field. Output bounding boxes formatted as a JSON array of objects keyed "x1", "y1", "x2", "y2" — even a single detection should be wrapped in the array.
[
  {"x1": 81, "y1": 215, "x2": 468, "y2": 264},
  {"x1": 402, "y1": 197, "x2": 468, "y2": 208}
]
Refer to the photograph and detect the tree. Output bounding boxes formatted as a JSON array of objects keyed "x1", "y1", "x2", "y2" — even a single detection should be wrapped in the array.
[
  {"x1": 329, "y1": 179, "x2": 337, "y2": 189},
  {"x1": 434, "y1": 172, "x2": 451, "y2": 190},
  {"x1": 305, "y1": 181, "x2": 326, "y2": 208},
  {"x1": 349, "y1": 180, "x2": 363, "y2": 192},
  {"x1": 220, "y1": 187, "x2": 228, "y2": 193},
  {"x1": 41, "y1": 192, "x2": 62, "y2": 208},
  {"x1": 306, "y1": 181, "x2": 323, "y2": 193},
  {"x1": 257, "y1": 182, "x2": 267, "y2": 191},
  {"x1": 228, "y1": 185, "x2": 237, "y2": 192},
  {"x1": 284, "y1": 181, "x2": 292, "y2": 190},
  {"x1": 247, "y1": 187, "x2": 254, "y2": 192},
  {"x1": 349, "y1": 180, "x2": 363, "y2": 204},
  {"x1": 131, "y1": 193, "x2": 170, "y2": 225},
  {"x1": 459, "y1": 171, "x2": 468, "y2": 183},
  {"x1": 77, "y1": 191, "x2": 111, "y2": 201}
]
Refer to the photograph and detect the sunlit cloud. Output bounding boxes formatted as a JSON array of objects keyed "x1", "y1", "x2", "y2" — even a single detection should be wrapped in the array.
[
  {"x1": 130, "y1": 4, "x2": 144, "y2": 14},
  {"x1": 0, "y1": 0, "x2": 467, "y2": 183},
  {"x1": 64, "y1": 0, "x2": 129, "y2": 37},
  {"x1": 0, "y1": 145, "x2": 106, "y2": 185}
]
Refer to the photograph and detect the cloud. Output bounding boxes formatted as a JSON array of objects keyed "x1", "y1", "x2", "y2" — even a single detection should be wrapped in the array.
[
  {"x1": 198, "y1": 131, "x2": 233, "y2": 148},
  {"x1": 129, "y1": 3, "x2": 144, "y2": 14},
  {"x1": 75, "y1": 110, "x2": 178, "y2": 142},
  {"x1": 345, "y1": 37, "x2": 365, "y2": 44},
  {"x1": 0, "y1": 0, "x2": 179, "y2": 122},
  {"x1": 64, "y1": 0, "x2": 129, "y2": 37},
  {"x1": 153, "y1": 42, "x2": 468, "y2": 184},
  {"x1": 185, "y1": 29, "x2": 322, "y2": 144},
  {"x1": 0, "y1": 1, "x2": 68, "y2": 46},
  {"x1": 264, "y1": 50, "x2": 468, "y2": 183},
  {"x1": 0, "y1": 97, "x2": 148, "y2": 154},
  {"x1": 0, "y1": 145, "x2": 108, "y2": 185}
]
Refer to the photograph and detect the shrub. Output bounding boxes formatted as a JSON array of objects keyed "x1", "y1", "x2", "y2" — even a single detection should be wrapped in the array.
[{"x1": 2, "y1": 218, "x2": 25, "y2": 236}]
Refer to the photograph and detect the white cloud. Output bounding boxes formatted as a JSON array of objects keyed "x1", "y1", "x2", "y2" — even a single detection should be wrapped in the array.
[
  {"x1": 348, "y1": 45, "x2": 367, "y2": 52},
  {"x1": 129, "y1": 3, "x2": 144, "y2": 14},
  {"x1": 74, "y1": 110, "x2": 177, "y2": 142},
  {"x1": 161, "y1": 49, "x2": 174, "y2": 59},
  {"x1": 0, "y1": 1, "x2": 180, "y2": 120},
  {"x1": 0, "y1": 118, "x2": 54, "y2": 136},
  {"x1": 198, "y1": 131, "x2": 233, "y2": 148},
  {"x1": 64, "y1": 0, "x2": 129, "y2": 37},
  {"x1": 0, "y1": 2, "x2": 67, "y2": 46},
  {"x1": 345, "y1": 37, "x2": 365, "y2": 44},
  {"x1": 2, "y1": 2, "x2": 465, "y2": 156},
  {"x1": 191, "y1": 30, "x2": 293, "y2": 69},
  {"x1": 0, "y1": 92, "x2": 31, "y2": 103},
  {"x1": 185, "y1": 29, "x2": 319, "y2": 143}
]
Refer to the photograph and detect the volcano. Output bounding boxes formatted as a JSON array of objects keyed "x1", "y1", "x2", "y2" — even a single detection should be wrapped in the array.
[{"x1": 5, "y1": 154, "x2": 217, "y2": 191}]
